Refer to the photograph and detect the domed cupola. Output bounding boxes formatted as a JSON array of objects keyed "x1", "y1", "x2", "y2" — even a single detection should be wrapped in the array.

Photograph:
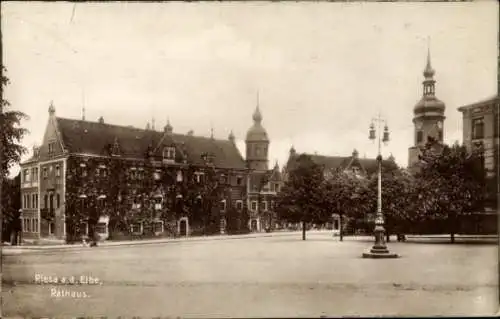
[
  {"x1": 245, "y1": 105, "x2": 269, "y2": 142},
  {"x1": 413, "y1": 48, "x2": 446, "y2": 118}
]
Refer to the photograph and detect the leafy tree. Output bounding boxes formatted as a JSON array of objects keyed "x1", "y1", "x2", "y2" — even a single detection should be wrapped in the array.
[
  {"x1": 323, "y1": 171, "x2": 370, "y2": 241},
  {"x1": 276, "y1": 154, "x2": 326, "y2": 240},
  {"x1": 366, "y1": 168, "x2": 418, "y2": 241},
  {"x1": 1, "y1": 174, "x2": 21, "y2": 243},
  {"x1": 416, "y1": 140, "x2": 486, "y2": 243},
  {"x1": 1, "y1": 66, "x2": 28, "y2": 244}
]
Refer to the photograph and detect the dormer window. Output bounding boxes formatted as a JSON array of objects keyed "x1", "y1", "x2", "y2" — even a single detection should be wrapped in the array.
[
  {"x1": 163, "y1": 147, "x2": 176, "y2": 161},
  {"x1": 48, "y1": 141, "x2": 56, "y2": 156}
]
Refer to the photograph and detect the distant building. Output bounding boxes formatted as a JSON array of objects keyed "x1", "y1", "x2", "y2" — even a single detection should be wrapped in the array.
[
  {"x1": 283, "y1": 147, "x2": 397, "y2": 234},
  {"x1": 458, "y1": 95, "x2": 499, "y2": 219},
  {"x1": 408, "y1": 49, "x2": 446, "y2": 171}
]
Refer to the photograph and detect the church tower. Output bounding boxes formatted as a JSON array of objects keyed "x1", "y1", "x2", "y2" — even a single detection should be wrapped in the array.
[
  {"x1": 246, "y1": 98, "x2": 269, "y2": 171},
  {"x1": 408, "y1": 47, "x2": 446, "y2": 168}
]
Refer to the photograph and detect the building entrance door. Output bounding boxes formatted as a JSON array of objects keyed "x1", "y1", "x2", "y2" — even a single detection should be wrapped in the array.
[
  {"x1": 251, "y1": 219, "x2": 258, "y2": 231},
  {"x1": 179, "y1": 219, "x2": 187, "y2": 236}
]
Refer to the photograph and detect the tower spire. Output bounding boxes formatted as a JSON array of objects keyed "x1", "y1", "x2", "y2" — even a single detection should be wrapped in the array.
[
  {"x1": 423, "y1": 37, "x2": 435, "y2": 79},
  {"x1": 253, "y1": 91, "x2": 263, "y2": 124}
]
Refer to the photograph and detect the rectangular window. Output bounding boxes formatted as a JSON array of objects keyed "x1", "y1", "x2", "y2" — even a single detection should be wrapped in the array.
[
  {"x1": 472, "y1": 118, "x2": 485, "y2": 139},
  {"x1": 220, "y1": 200, "x2": 226, "y2": 211},
  {"x1": 34, "y1": 218, "x2": 38, "y2": 233},
  {"x1": 32, "y1": 194, "x2": 36, "y2": 209},
  {"x1": 251, "y1": 201, "x2": 257, "y2": 211},
  {"x1": 23, "y1": 169, "x2": 30, "y2": 182},
  {"x1": 55, "y1": 165, "x2": 61, "y2": 177},
  {"x1": 154, "y1": 221, "x2": 164, "y2": 234},
  {"x1": 56, "y1": 194, "x2": 61, "y2": 209},
  {"x1": 261, "y1": 201, "x2": 267, "y2": 211},
  {"x1": 271, "y1": 200, "x2": 275, "y2": 210},
  {"x1": 31, "y1": 167, "x2": 38, "y2": 182},
  {"x1": 417, "y1": 131, "x2": 423, "y2": 143},
  {"x1": 177, "y1": 170, "x2": 183, "y2": 182},
  {"x1": 130, "y1": 223, "x2": 142, "y2": 234},
  {"x1": 236, "y1": 200, "x2": 243, "y2": 210},
  {"x1": 236, "y1": 176, "x2": 243, "y2": 186},
  {"x1": 43, "y1": 167, "x2": 48, "y2": 179},
  {"x1": 163, "y1": 147, "x2": 176, "y2": 160}
]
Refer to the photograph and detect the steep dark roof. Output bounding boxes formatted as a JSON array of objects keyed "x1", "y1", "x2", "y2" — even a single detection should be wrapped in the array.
[
  {"x1": 56, "y1": 117, "x2": 247, "y2": 169},
  {"x1": 286, "y1": 152, "x2": 394, "y2": 176}
]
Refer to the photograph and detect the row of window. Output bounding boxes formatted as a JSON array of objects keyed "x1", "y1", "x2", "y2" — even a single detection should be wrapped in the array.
[
  {"x1": 252, "y1": 182, "x2": 281, "y2": 192},
  {"x1": 130, "y1": 221, "x2": 164, "y2": 234},
  {"x1": 22, "y1": 167, "x2": 39, "y2": 183},
  {"x1": 250, "y1": 200, "x2": 274, "y2": 211},
  {"x1": 43, "y1": 193, "x2": 62, "y2": 210},
  {"x1": 23, "y1": 218, "x2": 39, "y2": 233},
  {"x1": 22, "y1": 193, "x2": 39, "y2": 209},
  {"x1": 416, "y1": 130, "x2": 443, "y2": 144}
]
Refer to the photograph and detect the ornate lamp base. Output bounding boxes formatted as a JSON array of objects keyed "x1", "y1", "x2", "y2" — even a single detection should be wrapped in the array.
[{"x1": 362, "y1": 224, "x2": 399, "y2": 259}]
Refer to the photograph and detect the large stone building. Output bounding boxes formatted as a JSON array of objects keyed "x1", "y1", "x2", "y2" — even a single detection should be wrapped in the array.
[
  {"x1": 19, "y1": 102, "x2": 282, "y2": 241},
  {"x1": 457, "y1": 95, "x2": 499, "y2": 218},
  {"x1": 408, "y1": 49, "x2": 446, "y2": 170}
]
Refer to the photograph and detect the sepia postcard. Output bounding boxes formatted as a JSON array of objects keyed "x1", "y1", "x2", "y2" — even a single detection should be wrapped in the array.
[{"x1": 1, "y1": 1, "x2": 499, "y2": 318}]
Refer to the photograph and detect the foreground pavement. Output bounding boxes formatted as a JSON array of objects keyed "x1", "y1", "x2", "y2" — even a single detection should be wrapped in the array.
[{"x1": 2, "y1": 231, "x2": 498, "y2": 317}]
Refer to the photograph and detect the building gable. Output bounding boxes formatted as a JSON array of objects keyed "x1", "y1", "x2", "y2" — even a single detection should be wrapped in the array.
[{"x1": 39, "y1": 108, "x2": 66, "y2": 162}]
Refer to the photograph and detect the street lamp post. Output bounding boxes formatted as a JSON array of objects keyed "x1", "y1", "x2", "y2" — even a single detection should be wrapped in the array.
[{"x1": 362, "y1": 114, "x2": 399, "y2": 259}]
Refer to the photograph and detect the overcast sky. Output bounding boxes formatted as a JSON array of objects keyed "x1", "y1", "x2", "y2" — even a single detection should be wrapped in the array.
[{"x1": 2, "y1": 2, "x2": 498, "y2": 175}]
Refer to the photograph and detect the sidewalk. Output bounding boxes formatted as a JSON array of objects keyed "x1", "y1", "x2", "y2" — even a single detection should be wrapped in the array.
[
  {"x1": 2, "y1": 230, "x2": 304, "y2": 253},
  {"x1": 344, "y1": 234, "x2": 498, "y2": 244}
]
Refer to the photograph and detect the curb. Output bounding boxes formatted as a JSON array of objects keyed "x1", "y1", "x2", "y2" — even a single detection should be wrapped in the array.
[{"x1": 2, "y1": 231, "x2": 303, "y2": 252}]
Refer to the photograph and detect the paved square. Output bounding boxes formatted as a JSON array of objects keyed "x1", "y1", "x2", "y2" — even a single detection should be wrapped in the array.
[{"x1": 2, "y1": 231, "x2": 498, "y2": 317}]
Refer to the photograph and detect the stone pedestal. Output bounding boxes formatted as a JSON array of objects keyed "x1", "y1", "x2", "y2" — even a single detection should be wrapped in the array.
[{"x1": 362, "y1": 225, "x2": 399, "y2": 259}]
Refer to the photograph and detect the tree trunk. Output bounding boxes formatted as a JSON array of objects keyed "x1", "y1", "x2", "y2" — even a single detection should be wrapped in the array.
[
  {"x1": 386, "y1": 231, "x2": 390, "y2": 243},
  {"x1": 339, "y1": 214, "x2": 343, "y2": 242},
  {"x1": 302, "y1": 221, "x2": 306, "y2": 241}
]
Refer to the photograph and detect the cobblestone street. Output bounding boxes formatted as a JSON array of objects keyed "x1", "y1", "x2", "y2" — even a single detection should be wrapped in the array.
[{"x1": 2, "y1": 231, "x2": 498, "y2": 317}]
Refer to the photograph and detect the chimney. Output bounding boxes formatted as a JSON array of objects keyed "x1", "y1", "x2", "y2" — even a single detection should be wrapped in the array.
[
  {"x1": 187, "y1": 130, "x2": 194, "y2": 136},
  {"x1": 98, "y1": 116, "x2": 104, "y2": 124}
]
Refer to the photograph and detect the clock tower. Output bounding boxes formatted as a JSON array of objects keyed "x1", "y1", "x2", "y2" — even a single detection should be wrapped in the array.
[{"x1": 408, "y1": 48, "x2": 446, "y2": 168}]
